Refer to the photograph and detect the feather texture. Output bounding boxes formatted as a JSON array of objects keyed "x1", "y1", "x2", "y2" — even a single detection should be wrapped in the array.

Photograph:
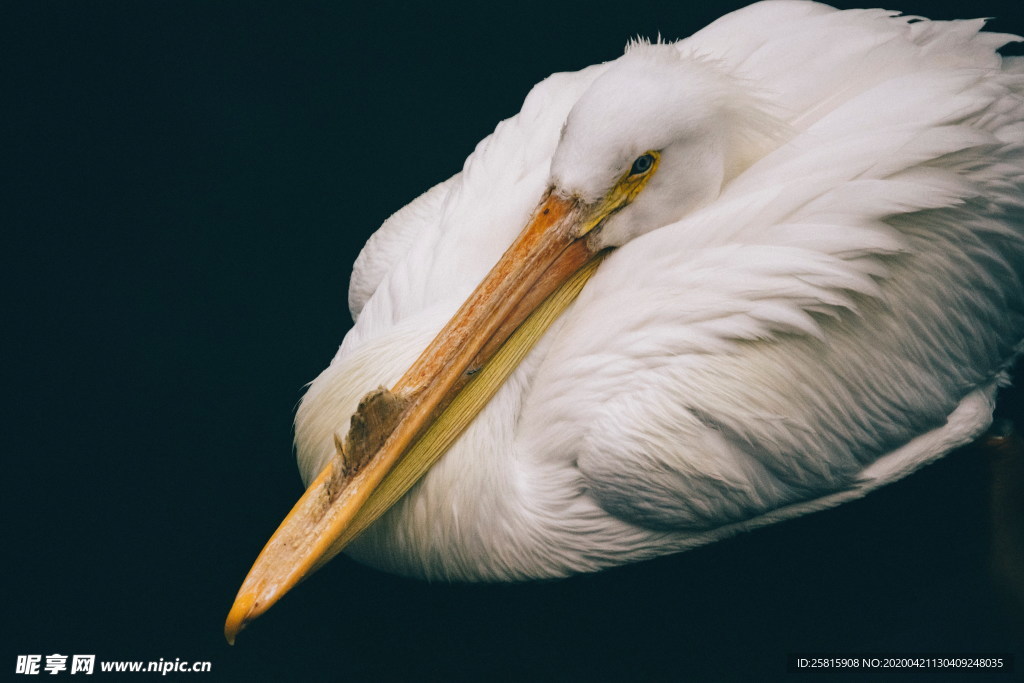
[{"x1": 296, "y1": 1, "x2": 1024, "y2": 581}]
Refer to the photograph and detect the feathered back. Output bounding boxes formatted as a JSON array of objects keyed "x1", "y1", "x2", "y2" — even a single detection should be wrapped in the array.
[{"x1": 521, "y1": 1, "x2": 1024, "y2": 532}]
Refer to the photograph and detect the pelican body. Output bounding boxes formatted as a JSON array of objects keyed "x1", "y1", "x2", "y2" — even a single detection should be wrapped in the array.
[{"x1": 226, "y1": 1, "x2": 1024, "y2": 640}]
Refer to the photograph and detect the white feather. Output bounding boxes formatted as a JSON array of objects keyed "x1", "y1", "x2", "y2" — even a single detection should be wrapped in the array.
[{"x1": 296, "y1": 1, "x2": 1024, "y2": 581}]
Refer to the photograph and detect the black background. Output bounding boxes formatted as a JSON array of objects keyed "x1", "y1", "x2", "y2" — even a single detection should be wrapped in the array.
[{"x1": 6, "y1": 1, "x2": 1024, "y2": 680}]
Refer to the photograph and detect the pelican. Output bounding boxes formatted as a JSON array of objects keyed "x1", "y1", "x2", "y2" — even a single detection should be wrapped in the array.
[{"x1": 226, "y1": 0, "x2": 1024, "y2": 641}]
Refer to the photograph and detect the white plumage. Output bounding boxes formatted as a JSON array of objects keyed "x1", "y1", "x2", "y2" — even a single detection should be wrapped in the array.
[{"x1": 293, "y1": 1, "x2": 1024, "y2": 582}]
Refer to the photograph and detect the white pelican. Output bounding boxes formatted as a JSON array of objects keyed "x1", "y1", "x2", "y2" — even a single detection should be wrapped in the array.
[{"x1": 226, "y1": 0, "x2": 1024, "y2": 641}]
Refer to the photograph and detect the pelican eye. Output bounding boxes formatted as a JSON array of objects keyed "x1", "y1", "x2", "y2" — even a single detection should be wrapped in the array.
[{"x1": 629, "y1": 153, "x2": 655, "y2": 176}]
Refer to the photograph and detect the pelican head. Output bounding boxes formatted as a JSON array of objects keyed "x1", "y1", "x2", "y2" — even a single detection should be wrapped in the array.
[{"x1": 553, "y1": 46, "x2": 778, "y2": 246}]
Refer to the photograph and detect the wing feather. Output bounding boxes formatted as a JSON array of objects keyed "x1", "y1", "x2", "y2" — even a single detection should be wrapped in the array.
[{"x1": 519, "y1": 4, "x2": 1024, "y2": 531}]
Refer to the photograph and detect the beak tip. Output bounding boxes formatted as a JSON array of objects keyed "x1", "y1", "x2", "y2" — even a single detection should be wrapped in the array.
[{"x1": 224, "y1": 591, "x2": 257, "y2": 645}]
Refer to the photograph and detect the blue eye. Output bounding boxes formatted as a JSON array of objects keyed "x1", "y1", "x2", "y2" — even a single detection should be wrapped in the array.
[{"x1": 630, "y1": 153, "x2": 654, "y2": 175}]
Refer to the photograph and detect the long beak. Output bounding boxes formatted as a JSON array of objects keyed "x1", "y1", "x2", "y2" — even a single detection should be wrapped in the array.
[{"x1": 224, "y1": 191, "x2": 607, "y2": 643}]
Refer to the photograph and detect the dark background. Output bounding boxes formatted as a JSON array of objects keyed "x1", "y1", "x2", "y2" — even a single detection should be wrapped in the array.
[{"x1": 6, "y1": 1, "x2": 1024, "y2": 680}]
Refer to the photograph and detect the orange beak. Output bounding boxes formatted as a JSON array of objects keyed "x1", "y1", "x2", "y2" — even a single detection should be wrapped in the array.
[{"x1": 224, "y1": 191, "x2": 607, "y2": 643}]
